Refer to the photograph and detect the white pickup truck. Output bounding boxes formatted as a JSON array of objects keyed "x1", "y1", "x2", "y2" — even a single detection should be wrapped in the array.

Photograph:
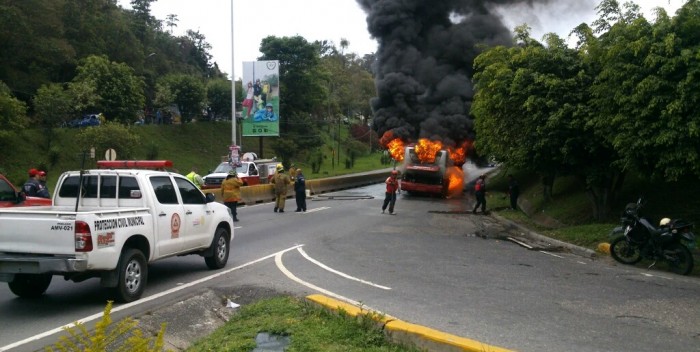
[{"x1": 0, "y1": 163, "x2": 234, "y2": 303}]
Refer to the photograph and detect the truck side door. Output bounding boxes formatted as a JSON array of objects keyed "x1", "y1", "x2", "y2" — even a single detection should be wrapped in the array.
[
  {"x1": 149, "y1": 176, "x2": 185, "y2": 256},
  {"x1": 173, "y1": 177, "x2": 211, "y2": 249}
]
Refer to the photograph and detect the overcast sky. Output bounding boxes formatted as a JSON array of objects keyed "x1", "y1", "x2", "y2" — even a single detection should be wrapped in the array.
[{"x1": 118, "y1": 0, "x2": 686, "y2": 80}]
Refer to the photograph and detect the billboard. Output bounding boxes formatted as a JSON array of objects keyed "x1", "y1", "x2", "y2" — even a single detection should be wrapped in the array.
[{"x1": 241, "y1": 60, "x2": 280, "y2": 136}]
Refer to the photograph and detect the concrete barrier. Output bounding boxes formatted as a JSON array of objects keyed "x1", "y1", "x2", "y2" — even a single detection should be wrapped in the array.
[{"x1": 206, "y1": 168, "x2": 391, "y2": 205}]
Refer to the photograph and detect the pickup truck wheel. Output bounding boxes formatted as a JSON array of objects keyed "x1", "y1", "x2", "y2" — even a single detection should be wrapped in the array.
[
  {"x1": 112, "y1": 248, "x2": 148, "y2": 303},
  {"x1": 8, "y1": 274, "x2": 52, "y2": 298},
  {"x1": 205, "y1": 228, "x2": 230, "y2": 269}
]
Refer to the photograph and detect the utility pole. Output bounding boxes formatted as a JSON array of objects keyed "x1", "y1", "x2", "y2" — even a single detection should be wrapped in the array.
[{"x1": 230, "y1": 0, "x2": 237, "y2": 147}]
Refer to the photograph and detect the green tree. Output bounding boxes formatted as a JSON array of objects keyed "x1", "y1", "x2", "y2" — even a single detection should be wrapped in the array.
[
  {"x1": 258, "y1": 36, "x2": 327, "y2": 164},
  {"x1": 156, "y1": 74, "x2": 206, "y2": 122},
  {"x1": 33, "y1": 83, "x2": 74, "y2": 149},
  {"x1": 206, "y1": 79, "x2": 232, "y2": 120},
  {"x1": 70, "y1": 55, "x2": 145, "y2": 123},
  {"x1": 0, "y1": 81, "x2": 29, "y2": 130},
  {"x1": 473, "y1": 26, "x2": 618, "y2": 219},
  {"x1": 34, "y1": 83, "x2": 74, "y2": 128},
  {"x1": 76, "y1": 121, "x2": 140, "y2": 158},
  {"x1": 587, "y1": 0, "x2": 700, "y2": 182},
  {"x1": 320, "y1": 41, "x2": 375, "y2": 127}
]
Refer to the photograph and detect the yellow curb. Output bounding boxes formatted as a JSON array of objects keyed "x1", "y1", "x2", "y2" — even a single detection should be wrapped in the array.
[
  {"x1": 306, "y1": 294, "x2": 515, "y2": 352},
  {"x1": 385, "y1": 320, "x2": 514, "y2": 352},
  {"x1": 305, "y1": 294, "x2": 394, "y2": 323},
  {"x1": 597, "y1": 242, "x2": 610, "y2": 255}
]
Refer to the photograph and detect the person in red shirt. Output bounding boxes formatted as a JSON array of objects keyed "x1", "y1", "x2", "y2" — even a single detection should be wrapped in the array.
[
  {"x1": 382, "y1": 170, "x2": 400, "y2": 215},
  {"x1": 472, "y1": 174, "x2": 487, "y2": 214}
]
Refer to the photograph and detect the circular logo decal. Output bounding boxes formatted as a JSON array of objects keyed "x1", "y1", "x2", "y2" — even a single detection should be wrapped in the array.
[{"x1": 171, "y1": 213, "x2": 181, "y2": 238}]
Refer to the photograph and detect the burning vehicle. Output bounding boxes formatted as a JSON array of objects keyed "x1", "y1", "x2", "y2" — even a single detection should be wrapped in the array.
[{"x1": 382, "y1": 132, "x2": 469, "y2": 198}]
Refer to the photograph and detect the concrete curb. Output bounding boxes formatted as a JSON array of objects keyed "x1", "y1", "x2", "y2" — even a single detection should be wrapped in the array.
[
  {"x1": 491, "y1": 213, "x2": 599, "y2": 258},
  {"x1": 306, "y1": 294, "x2": 514, "y2": 352}
]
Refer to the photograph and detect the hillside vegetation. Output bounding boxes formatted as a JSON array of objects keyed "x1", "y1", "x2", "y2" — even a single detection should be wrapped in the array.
[{"x1": 0, "y1": 121, "x2": 385, "y2": 190}]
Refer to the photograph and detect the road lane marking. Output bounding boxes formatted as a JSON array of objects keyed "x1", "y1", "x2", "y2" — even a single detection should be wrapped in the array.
[
  {"x1": 539, "y1": 250, "x2": 565, "y2": 258},
  {"x1": 297, "y1": 247, "x2": 391, "y2": 290},
  {"x1": 302, "y1": 207, "x2": 330, "y2": 214},
  {"x1": 0, "y1": 245, "x2": 303, "y2": 352},
  {"x1": 274, "y1": 252, "x2": 387, "y2": 315}
]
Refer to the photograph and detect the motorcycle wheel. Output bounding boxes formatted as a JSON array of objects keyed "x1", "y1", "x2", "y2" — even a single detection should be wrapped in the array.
[
  {"x1": 610, "y1": 236, "x2": 643, "y2": 264},
  {"x1": 664, "y1": 243, "x2": 694, "y2": 276}
]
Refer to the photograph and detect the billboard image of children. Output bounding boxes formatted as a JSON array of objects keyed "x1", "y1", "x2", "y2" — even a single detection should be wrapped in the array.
[{"x1": 242, "y1": 60, "x2": 280, "y2": 137}]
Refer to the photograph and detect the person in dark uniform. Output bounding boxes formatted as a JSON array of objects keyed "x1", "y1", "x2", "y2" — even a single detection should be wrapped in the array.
[
  {"x1": 22, "y1": 168, "x2": 41, "y2": 197},
  {"x1": 507, "y1": 175, "x2": 519, "y2": 210},
  {"x1": 294, "y1": 168, "x2": 306, "y2": 212}
]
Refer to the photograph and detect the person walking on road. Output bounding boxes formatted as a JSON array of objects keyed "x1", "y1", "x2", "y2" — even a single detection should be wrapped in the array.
[
  {"x1": 294, "y1": 168, "x2": 306, "y2": 212},
  {"x1": 382, "y1": 170, "x2": 400, "y2": 215},
  {"x1": 507, "y1": 174, "x2": 520, "y2": 211},
  {"x1": 221, "y1": 170, "x2": 243, "y2": 222},
  {"x1": 271, "y1": 164, "x2": 292, "y2": 213},
  {"x1": 472, "y1": 174, "x2": 487, "y2": 214},
  {"x1": 186, "y1": 167, "x2": 204, "y2": 189}
]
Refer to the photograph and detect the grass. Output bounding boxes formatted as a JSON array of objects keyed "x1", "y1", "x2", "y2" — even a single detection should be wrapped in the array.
[
  {"x1": 0, "y1": 121, "x2": 386, "y2": 189},
  {"x1": 186, "y1": 296, "x2": 421, "y2": 352}
]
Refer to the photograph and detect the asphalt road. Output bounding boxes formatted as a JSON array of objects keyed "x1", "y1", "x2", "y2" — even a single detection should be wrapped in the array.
[{"x1": 2, "y1": 165, "x2": 700, "y2": 352}]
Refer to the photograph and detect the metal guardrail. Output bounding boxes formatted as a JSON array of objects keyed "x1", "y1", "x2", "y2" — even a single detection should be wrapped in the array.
[{"x1": 208, "y1": 168, "x2": 392, "y2": 205}]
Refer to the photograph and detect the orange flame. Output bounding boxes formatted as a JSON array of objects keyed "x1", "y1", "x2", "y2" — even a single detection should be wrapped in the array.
[
  {"x1": 414, "y1": 138, "x2": 443, "y2": 163},
  {"x1": 380, "y1": 131, "x2": 405, "y2": 161},
  {"x1": 447, "y1": 141, "x2": 472, "y2": 166},
  {"x1": 387, "y1": 138, "x2": 405, "y2": 161},
  {"x1": 446, "y1": 166, "x2": 465, "y2": 196}
]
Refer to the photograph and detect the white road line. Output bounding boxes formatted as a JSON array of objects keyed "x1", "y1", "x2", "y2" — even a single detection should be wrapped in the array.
[
  {"x1": 297, "y1": 248, "x2": 391, "y2": 290},
  {"x1": 539, "y1": 250, "x2": 565, "y2": 258},
  {"x1": 302, "y1": 207, "x2": 330, "y2": 214},
  {"x1": 0, "y1": 245, "x2": 303, "y2": 352},
  {"x1": 274, "y1": 252, "x2": 388, "y2": 316}
]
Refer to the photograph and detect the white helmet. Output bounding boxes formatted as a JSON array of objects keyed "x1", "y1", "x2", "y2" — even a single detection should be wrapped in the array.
[{"x1": 659, "y1": 218, "x2": 671, "y2": 227}]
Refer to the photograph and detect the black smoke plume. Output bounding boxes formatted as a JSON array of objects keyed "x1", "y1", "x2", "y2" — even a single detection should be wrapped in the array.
[{"x1": 357, "y1": 0, "x2": 561, "y2": 147}]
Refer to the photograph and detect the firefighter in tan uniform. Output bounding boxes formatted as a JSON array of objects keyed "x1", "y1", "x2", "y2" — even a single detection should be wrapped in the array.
[{"x1": 271, "y1": 164, "x2": 293, "y2": 213}]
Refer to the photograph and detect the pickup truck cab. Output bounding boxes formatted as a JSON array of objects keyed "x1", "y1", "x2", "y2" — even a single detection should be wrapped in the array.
[
  {"x1": 0, "y1": 173, "x2": 52, "y2": 207},
  {"x1": 202, "y1": 159, "x2": 278, "y2": 189},
  {"x1": 0, "y1": 162, "x2": 234, "y2": 302}
]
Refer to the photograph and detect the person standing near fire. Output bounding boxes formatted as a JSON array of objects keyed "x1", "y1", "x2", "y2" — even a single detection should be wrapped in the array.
[
  {"x1": 382, "y1": 170, "x2": 400, "y2": 214},
  {"x1": 294, "y1": 168, "x2": 306, "y2": 212},
  {"x1": 472, "y1": 174, "x2": 487, "y2": 214},
  {"x1": 271, "y1": 164, "x2": 293, "y2": 213},
  {"x1": 221, "y1": 170, "x2": 243, "y2": 222},
  {"x1": 507, "y1": 174, "x2": 519, "y2": 211}
]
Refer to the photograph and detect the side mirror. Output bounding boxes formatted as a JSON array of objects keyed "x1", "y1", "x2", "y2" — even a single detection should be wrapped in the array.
[{"x1": 205, "y1": 193, "x2": 217, "y2": 203}]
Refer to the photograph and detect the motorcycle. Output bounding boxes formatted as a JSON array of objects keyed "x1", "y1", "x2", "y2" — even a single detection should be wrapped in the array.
[{"x1": 609, "y1": 198, "x2": 696, "y2": 275}]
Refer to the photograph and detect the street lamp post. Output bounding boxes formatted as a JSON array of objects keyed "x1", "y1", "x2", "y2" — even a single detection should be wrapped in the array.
[{"x1": 230, "y1": 0, "x2": 237, "y2": 147}]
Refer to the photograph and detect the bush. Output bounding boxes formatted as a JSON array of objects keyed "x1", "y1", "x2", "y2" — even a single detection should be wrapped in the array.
[
  {"x1": 76, "y1": 121, "x2": 140, "y2": 159},
  {"x1": 46, "y1": 301, "x2": 169, "y2": 352}
]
